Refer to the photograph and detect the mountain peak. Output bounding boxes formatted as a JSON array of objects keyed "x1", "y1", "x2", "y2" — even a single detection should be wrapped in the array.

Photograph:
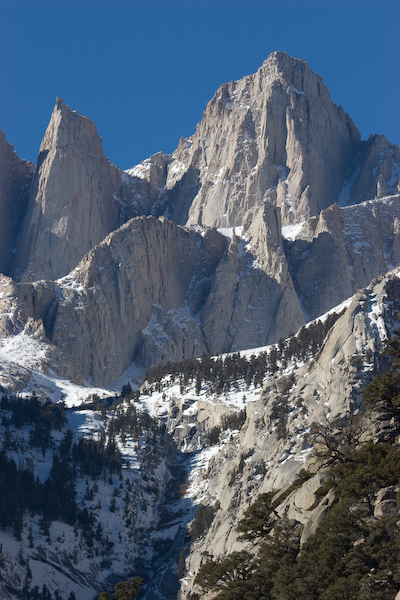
[{"x1": 10, "y1": 98, "x2": 121, "y2": 282}]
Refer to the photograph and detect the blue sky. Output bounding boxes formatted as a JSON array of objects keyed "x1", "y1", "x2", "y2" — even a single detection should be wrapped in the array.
[{"x1": 1, "y1": 0, "x2": 399, "y2": 170}]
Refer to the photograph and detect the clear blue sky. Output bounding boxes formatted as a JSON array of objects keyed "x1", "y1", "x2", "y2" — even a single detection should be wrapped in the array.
[{"x1": 1, "y1": 0, "x2": 399, "y2": 170}]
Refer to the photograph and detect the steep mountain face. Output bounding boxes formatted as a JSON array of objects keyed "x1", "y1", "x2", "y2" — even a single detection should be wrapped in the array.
[
  {"x1": 0, "y1": 50, "x2": 399, "y2": 389},
  {"x1": 286, "y1": 195, "x2": 400, "y2": 318},
  {"x1": 1, "y1": 194, "x2": 397, "y2": 388},
  {"x1": 1, "y1": 269, "x2": 398, "y2": 600},
  {"x1": 176, "y1": 268, "x2": 400, "y2": 598},
  {"x1": 0, "y1": 395, "x2": 179, "y2": 600},
  {"x1": 51, "y1": 217, "x2": 227, "y2": 385},
  {"x1": 3, "y1": 52, "x2": 399, "y2": 289},
  {"x1": 10, "y1": 98, "x2": 123, "y2": 282},
  {"x1": 161, "y1": 51, "x2": 362, "y2": 227},
  {"x1": 0, "y1": 49, "x2": 399, "y2": 600},
  {"x1": 0, "y1": 132, "x2": 35, "y2": 275}
]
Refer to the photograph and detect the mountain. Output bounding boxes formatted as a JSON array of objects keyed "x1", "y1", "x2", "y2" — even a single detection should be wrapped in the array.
[
  {"x1": 0, "y1": 132, "x2": 35, "y2": 276},
  {"x1": 0, "y1": 51, "x2": 400, "y2": 599},
  {"x1": 0, "y1": 268, "x2": 399, "y2": 599}
]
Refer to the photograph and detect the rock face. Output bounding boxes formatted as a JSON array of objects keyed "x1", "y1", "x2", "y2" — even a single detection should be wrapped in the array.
[
  {"x1": 0, "y1": 132, "x2": 35, "y2": 275},
  {"x1": 0, "y1": 196, "x2": 399, "y2": 387},
  {"x1": 201, "y1": 201, "x2": 305, "y2": 354},
  {"x1": 179, "y1": 269, "x2": 400, "y2": 598},
  {"x1": 0, "y1": 51, "x2": 399, "y2": 387},
  {"x1": 50, "y1": 216, "x2": 228, "y2": 385},
  {"x1": 159, "y1": 51, "x2": 361, "y2": 227},
  {"x1": 341, "y1": 134, "x2": 400, "y2": 205},
  {"x1": 286, "y1": 195, "x2": 400, "y2": 318},
  {"x1": 10, "y1": 98, "x2": 122, "y2": 281}
]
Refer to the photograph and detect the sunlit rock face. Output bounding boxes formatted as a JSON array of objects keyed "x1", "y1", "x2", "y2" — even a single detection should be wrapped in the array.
[
  {"x1": 0, "y1": 51, "x2": 399, "y2": 387},
  {"x1": 10, "y1": 98, "x2": 122, "y2": 282},
  {"x1": 161, "y1": 51, "x2": 361, "y2": 228}
]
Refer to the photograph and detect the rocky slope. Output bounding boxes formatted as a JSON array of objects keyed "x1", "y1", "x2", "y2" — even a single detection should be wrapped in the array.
[
  {"x1": 0, "y1": 51, "x2": 400, "y2": 597},
  {"x1": 10, "y1": 98, "x2": 122, "y2": 282},
  {"x1": 175, "y1": 267, "x2": 400, "y2": 598},
  {"x1": 139, "y1": 52, "x2": 399, "y2": 230},
  {"x1": 1, "y1": 52, "x2": 398, "y2": 286},
  {"x1": 1, "y1": 52, "x2": 398, "y2": 389},
  {"x1": 0, "y1": 265, "x2": 399, "y2": 599}
]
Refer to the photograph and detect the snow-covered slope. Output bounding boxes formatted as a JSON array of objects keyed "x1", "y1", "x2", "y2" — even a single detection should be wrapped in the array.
[{"x1": 1, "y1": 268, "x2": 398, "y2": 599}]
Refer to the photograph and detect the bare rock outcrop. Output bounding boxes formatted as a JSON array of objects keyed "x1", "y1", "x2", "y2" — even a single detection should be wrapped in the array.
[
  {"x1": 49, "y1": 216, "x2": 228, "y2": 385},
  {"x1": 341, "y1": 134, "x2": 400, "y2": 205},
  {"x1": 286, "y1": 195, "x2": 400, "y2": 318},
  {"x1": 201, "y1": 200, "x2": 305, "y2": 354},
  {"x1": 0, "y1": 131, "x2": 35, "y2": 275},
  {"x1": 10, "y1": 98, "x2": 122, "y2": 281},
  {"x1": 1, "y1": 196, "x2": 398, "y2": 389},
  {"x1": 180, "y1": 268, "x2": 400, "y2": 598},
  {"x1": 160, "y1": 51, "x2": 361, "y2": 228}
]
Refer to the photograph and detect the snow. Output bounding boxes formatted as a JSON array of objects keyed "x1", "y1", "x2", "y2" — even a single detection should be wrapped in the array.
[
  {"x1": 168, "y1": 159, "x2": 186, "y2": 180},
  {"x1": 67, "y1": 410, "x2": 104, "y2": 439},
  {"x1": 108, "y1": 361, "x2": 143, "y2": 393},
  {"x1": 0, "y1": 332, "x2": 111, "y2": 406},
  {"x1": 125, "y1": 159, "x2": 152, "y2": 180},
  {"x1": 57, "y1": 270, "x2": 85, "y2": 292},
  {"x1": 368, "y1": 294, "x2": 388, "y2": 341},
  {"x1": 281, "y1": 222, "x2": 305, "y2": 240},
  {"x1": 339, "y1": 165, "x2": 361, "y2": 206},
  {"x1": 2, "y1": 264, "x2": 398, "y2": 598},
  {"x1": 186, "y1": 445, "x2": 222, "y2": 503},
  {"x1": 314, "y1": 296, "x2": 353, "y2": 324},
  {"x1": 0, "y1": 330, "x2": 48, "y2": 370},
  {"x1": 388, "y1": 160, "x2": 400, "y2": 189},
  {"x1": 292, "y1": 85, "x2": 305, "y2": 96},
  {"x1": 217, "y1": 226, "x2": 244, "y2": 241},
  {"x1": 275, "y1": 164, "x2": 293, "y2": 212}
]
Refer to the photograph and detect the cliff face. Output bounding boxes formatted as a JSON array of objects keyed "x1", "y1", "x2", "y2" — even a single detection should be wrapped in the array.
[
  {"x1": 0, "y1": 49, "x2": 400, "y2": 597},
  {"x1": 0, "y1": 131, "x2": 35, "y2": 275},
  {"x1": 0, "y1": 195, "x2": 397, "y2": 388},
  {"x1": 49, "y1": 216, "x2": 227, "y2": 385},
  {"x1": 176, "y1": 269, "x2": 400, "y2": 598},
  {"x1": 10, "y1": 98, "x2": 122, "y2": 282},
  {"x1": 286, "y1": 195, "x2": 400, "y2": 318},
  {"x1": 162, "y1": 51, "x2": 362, "y2": 228},
  {"x1": 0, "y1": 52, "x2": 399, "y2": 388}
]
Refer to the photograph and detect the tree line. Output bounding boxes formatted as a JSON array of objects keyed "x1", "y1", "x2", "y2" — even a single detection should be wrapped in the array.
[{"x1": 144, "y1": 311, "x2": 343, "y2": 396}]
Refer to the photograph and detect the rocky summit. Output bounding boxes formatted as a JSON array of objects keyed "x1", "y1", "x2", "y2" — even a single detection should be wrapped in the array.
[{"x1": 0, "y1": 52, "x2": 400, "y2": 600}]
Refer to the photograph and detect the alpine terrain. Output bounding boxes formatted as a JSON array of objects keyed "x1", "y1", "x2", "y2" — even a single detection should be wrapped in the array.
[{"x1": 0, "y1": 51, "x2": 399, "y2": 599}]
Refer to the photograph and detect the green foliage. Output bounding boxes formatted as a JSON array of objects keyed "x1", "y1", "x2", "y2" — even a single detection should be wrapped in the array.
[
  {"x1": 98, "y1": 577, "x2": 144, "y2": 600},
  {"x1": 270, "y1": 397, "x2": 289, "y2": 439},
  {"x1": 195, "y1": 437, "x2": 400, "y2": 599},
  {"x1": 195, "y1": 551, "x2": 255, "y2": 594},
  {"x1": 363, "y1": 335, "x2": 400, "y2": 412},
  {"x1": 308, "y1": 414, "x2": 364, "y2": 465},
  {"x1": 237, "y1": 491, "x2": 278, "y2": 540},
  {"x1": 72, "y1": 436, "x2": 122, "y2": 479},
  {"x1": 145, "y1": 311, "x2": 343, "y2": 397},
  {"x1": 328, "y1": 441, "x2": 400, "y2": 514},
  {"x1": 206, "y1": 426, "x2": 221, "y2": 445},
  {"x1": 190, "y1": 502, "x2": 220, "y2": 542},
  {"x1": 221, "y1": 409, "x2": 246, "y2": 432}
]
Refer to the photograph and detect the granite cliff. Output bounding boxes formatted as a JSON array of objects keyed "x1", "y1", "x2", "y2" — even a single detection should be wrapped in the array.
[{"x1": 0, "y1": 50, "x2": 399, "y2": 390}]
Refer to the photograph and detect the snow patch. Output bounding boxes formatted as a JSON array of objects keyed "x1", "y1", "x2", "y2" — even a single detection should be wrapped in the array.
[
  {"x1": 281, "y1": 222, "x2": 305, "y2": 240},
  {"x1": 217, "y1": 227, "x2": 244, "y2": 241},
  {"x1": 125, "y1": 159, "x2": 152, "y2": 180},
  {"x1": 292, "y1": 85, "x2": 305, "y2": 96}
]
